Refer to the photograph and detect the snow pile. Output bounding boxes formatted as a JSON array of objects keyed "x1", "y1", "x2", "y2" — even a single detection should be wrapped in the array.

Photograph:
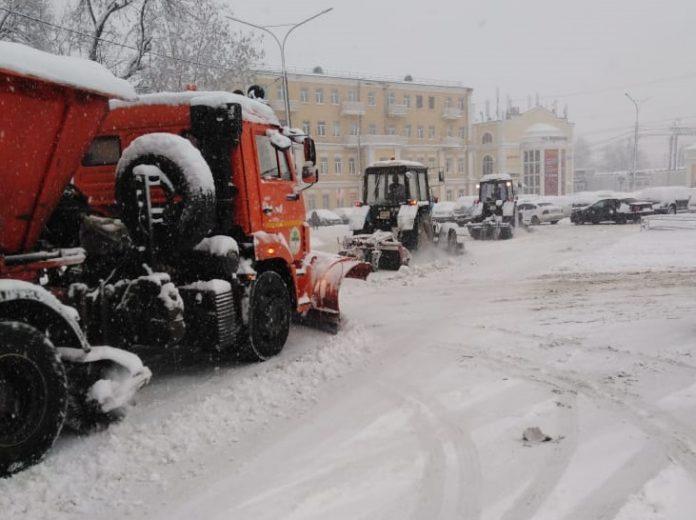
[
  {"x1": 110, "y1": 90, "x2": 280, "y2": 126},
  {"x1": 0, "y1": 41, "x2": 135, "y2": 100},
  {"x1": 180, "y1": 279, "x2": 233, "y2": 294},
  {"x1": 117, "y1": 133, "x2": 215, "y2": 195},
  {"x1": 0, "y1": 324, "x2": 374, "y2": 518},
  {"x1": 370, "y1": 159, "x2": 426, "y2": 168},
  {"x1": 194, "y1": 236, "x2": 239, "y2": 256},
  {"x1": 265, "y1": 129, "x2": 292, "y2": 149}
]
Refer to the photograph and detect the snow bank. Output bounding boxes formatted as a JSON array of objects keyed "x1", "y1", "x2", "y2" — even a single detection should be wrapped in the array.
[
  {"x1": 110, "y1": 90, "x2": 280, "y2": 126},
  {"x1": 370, "y1": 159, "x2": 425, "y2": 168},
  {"x1": 0, "y1": 41, "x2": 135, "y2": 100}
]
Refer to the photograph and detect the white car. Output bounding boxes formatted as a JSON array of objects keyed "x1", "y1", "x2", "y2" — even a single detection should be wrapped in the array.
[
  {"x1": 518, "y1": 201, "x2": 564, "y2": 225},
  {"x1": 306, "y1": 209, "x2": 344, "y2": 227},
  {"x1": 431, "y1": 201, "x2": 457, "y2": 222}
]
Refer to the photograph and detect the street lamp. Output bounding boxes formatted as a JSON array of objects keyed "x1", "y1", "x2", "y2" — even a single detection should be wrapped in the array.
[
  {"x1": 227, "y1": 8, "x2": 334, "y2": 128},
  {"x1": 625, "y1": 91, "x2": 640, "y2": 190}
]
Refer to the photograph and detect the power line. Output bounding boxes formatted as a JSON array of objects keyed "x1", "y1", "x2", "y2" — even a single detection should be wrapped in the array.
[{"x1": 0, "y1": 5, "x2": 243, "y2": 73}]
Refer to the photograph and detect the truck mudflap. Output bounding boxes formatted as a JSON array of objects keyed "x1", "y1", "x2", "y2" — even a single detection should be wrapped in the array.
[
  {"x1": 58, "y1": 346, "x2": 152, "y2": 413},
  {"x1": 301, "y1": 251, "x2": 371, "y2": 332}
]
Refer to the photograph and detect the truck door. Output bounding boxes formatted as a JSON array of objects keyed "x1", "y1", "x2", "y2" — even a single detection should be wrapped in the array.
[{"x1": 252, "y1": 131, "x2": 306, "y2": 260}]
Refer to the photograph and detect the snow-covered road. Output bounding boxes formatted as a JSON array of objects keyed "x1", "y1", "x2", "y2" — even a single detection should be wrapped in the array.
[{"x1": 4, "y1": 222, "x2": 696, "y2": 520}]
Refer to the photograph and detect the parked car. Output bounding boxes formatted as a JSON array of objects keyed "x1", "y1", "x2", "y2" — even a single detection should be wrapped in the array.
[
  {"x1": 306, "y1": 209, "x2": 344, "y2": 227},
  {"x1": 453, "y1": 196, "x2": 476, "y2": 224},
  {"x1": 618, "y1": 198, "x2": 654, "y2": 222},
  {"x1": 688, "y1": 192, "x2": 696, "y2": 213},
  {"x1": 572, "y1": 197, "x2": 651, "y2": 224},
  {"x1": 518, "y1": 201, "x2": 564, "y2": 225},
  {"x1": 333, "y1": 207, "x2": 356, "y2": 225},
  {"x1": 638, "y1": 187, "x2": 692, "y2": 214}
]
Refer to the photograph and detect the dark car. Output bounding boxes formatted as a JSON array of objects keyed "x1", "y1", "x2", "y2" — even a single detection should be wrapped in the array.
[
  {"x1": 618, "y1": 198, "x2": 654, "y2": 222},
  {"x1": 572, "y1": 198, "x2": 653, "y2": 224}
]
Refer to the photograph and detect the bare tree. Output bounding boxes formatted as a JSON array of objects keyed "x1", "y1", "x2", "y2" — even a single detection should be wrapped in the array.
[
  {"x1": 59, "y1": 0, "x2": 262, "y2": 89},
  {"x1": 0, "y1": 0, "x2": 56, "y2": 51}
]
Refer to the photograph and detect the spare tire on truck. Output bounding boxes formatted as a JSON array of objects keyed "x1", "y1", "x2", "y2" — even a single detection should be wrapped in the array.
[
  {"x1": 0, "y1": 321, "x2": 68, "y2": 477},
  {"x1": 115, "y1": 133, "x2": 216, "y2": 253}
]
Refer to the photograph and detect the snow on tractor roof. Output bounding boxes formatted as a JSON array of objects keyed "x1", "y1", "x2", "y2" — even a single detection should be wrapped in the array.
[
  {"x1": 109, "y1": 90, "x2": 281, "y2": 126},
  {"x1": 370, "y1": 159, "x2": 426, "y2": 168},
  {"x1": 0, "y1": 41, "x2": 136, "y2": 100},
  {"x1": 480, "y1": 173, "x2": 513, "y2": 182}
]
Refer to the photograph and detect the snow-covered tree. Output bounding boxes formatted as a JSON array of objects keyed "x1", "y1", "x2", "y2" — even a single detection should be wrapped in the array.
[
  {"x1": 58, "y1": 0, "x2": 262, "y2": 90},
  {"x1": 0, "y1": 0, "x2": 56, "y2": 51}
]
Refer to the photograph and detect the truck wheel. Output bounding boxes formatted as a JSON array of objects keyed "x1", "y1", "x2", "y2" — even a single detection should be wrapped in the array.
[
  {"x1": 245, "y1": 271, "x2": 291, "y2": 361},
  {"x1": 116, "y1": 133, "x2": 216, "y2": 253},
  {"x1": 468, "y1": 227, "x2": 481, "y2": 240},
  {"x1": 531, "y1": 215, "x2": 541, "y2": 226},
  {"x1": 0, "y1": 322, "x2": 68, "y2": 477},
  {"x1": 669, "y1": 205, "x2": 677, "y2": 215},
  {"x1": 551, "y1": 220, "x2": 559, "y2": 225},
  {"x1": 447, "y1": 230, "x2": 458, "y2": 253}
]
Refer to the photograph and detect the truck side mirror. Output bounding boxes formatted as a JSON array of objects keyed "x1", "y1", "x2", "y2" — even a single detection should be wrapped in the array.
[
  {"x1": 302, "y1": 163, "x2": 318, "y2": 184},
  {"x1": 303, "y1": 137, "x2": 317, "y2": 165}
]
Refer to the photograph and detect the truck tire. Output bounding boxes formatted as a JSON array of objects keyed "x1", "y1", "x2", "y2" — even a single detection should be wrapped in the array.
[
  {"x1": 531, "y1": 215, "x2": 540, "y2": 226},
  {"x1": 0, "y1": 321, "x2": 68, "y2": 477},
  {"x1": 468, "y1": 227, "x2": 482, "y2": 240},
  {"x1": 446, "y1": 229, "x2": 458, "y2": 253},
  {"x1": 244, "y1": 271, "x2": 291, "y2": 361},
  {"x1": 500, "y1": 226, "x2": 514, "y2": 239},
  {"x1": 115, "y1": 133, "x2": 216, "y2": 253}
]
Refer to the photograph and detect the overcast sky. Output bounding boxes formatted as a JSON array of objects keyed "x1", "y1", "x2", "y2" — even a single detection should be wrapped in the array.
[{"x1": 232, "y1": 0, "x2": 696, "y2": 164}]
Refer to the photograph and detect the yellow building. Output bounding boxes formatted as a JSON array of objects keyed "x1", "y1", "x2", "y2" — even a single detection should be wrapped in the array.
[
  {"x1": 254, "y1": 70, "x2": 473, "y2": 209},
  {"x1": 472, "y1": 106, "x2": 574, "y2": 195}
]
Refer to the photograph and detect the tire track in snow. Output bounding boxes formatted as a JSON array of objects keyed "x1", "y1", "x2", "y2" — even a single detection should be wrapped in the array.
[{"x1": 377, "y1": 380, "x2": 483, "y2": 520}]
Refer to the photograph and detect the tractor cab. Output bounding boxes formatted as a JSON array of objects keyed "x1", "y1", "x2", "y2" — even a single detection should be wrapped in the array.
[
  {"x1": 468, "y1": 173, "x2": 518, "y2": 240},
  {"x1": 360, "y1": 161, "x2": 431, "y2": 232}
]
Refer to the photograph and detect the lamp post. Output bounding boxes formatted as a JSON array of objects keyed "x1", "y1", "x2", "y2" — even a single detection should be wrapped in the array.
[
  {"x1": 227, "y1": 8, "x2": 334, "y2": 128},
  {"x1": 625, "y1": 92, "x2": 640, "y2": 190}
]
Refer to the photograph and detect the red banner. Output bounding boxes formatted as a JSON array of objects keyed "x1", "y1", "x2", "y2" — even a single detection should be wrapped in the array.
[{"x1": 544, "y1": 149, "x2": 559, "y2": 195}]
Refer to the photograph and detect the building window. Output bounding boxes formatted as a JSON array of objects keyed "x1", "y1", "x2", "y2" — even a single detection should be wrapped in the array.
[
  {"x1": 302, "y1": 120, "x2": 311, "y2": 135},
  {"x1": 417, "y1": 126, "x2": 424, "y2": 139},
  {"x1": 458, "y1": 158, "x2": 465, "y2": 174},
  {"x1": 315, "y1": 88, "x2": 324, "y2": 104},
  {"x1": 483, "y1": 155, "x2": 494, "y2": 176},
  {"x1": 416, "y1": 95, "x2": 423, "y2": 108},
  {"x1": 404, "y1": 124, "x2": 412, "y2": 137},
  {"x1": 348, "y1": 157, "x2": 356, "y2": 174},
  {"x1": 428, "y1": 96, "x2": 435, "y2": 109},
  {"x1": 348, "y1": 90, "x2": 357, "y2": 102},
  {"x1": 458, "y1": 97, "x2": 466, "y2": 110},
  {"x1": 445, "y1": 97, "x2": 451, "y2": 108},
  {"x1": 428, "y1": 157, "x2": 436, "y2": 169},
  {"x1": 333, "y1": 121, "x2": 341, "y2": 137},
  {"x1": 446, "y1": 126, "x2": 453, "y2": 137},
  {"x1": 276, "y1": 86, "x2": 284, "y2": 100},
  {"x1": 458, "y1": 189, "x2": 465, "y2": 197},
  {"x1": 350, "y1": 123, "x2": 359, "y2": 136},
  {"x1": 300, "y1": 88, "x2": 309, "y2": 103},
  {"x1": 317, "y1": 121, "x2": 326, "y2": 136},
  {"x1": 368, "y1": 123, "x2": 377, "y2": 135},
  {"x1": 523, "y1": 149, "x2": 541, "y2": 194},
  {"x1": 482, "y1": 132, "x2": 493, "y2": 144},
  {"x1": 322, "y1": 193, "x2": 330, "y2": 209},
  {"x1": 387, "y1": 125, "x2": 396, "y2": 135},
  {"x1": 446, "y1": 189, "x2": 453, "y2": 201},
  {"x1": 428, "y1": 126, "x2": 435, "y2": 139},
  {"x1": 307, "y1": 195, "x2": 316, "y2": 209},
  {"x1": 387, "y1": 92, "x2": 395, "y2": 105},
  {"x1": 331, "y1": 89, "x2": 339, "y2": 104},
  {"x1": 404, "y1": 95, "x2": 411, "y2": 107},
  {"x1": 446, "y1": 158, "x2": 452, "y2": 173},
  {"x1": 368, "y1": 92, "x2": 376, "y2": 106},
  {"x1": 458, "y1": 126, "x2": 467, "y2": 138},
  {"x1": 320, "y1": 157, "x2": 328, "y2": 174},
  {"x1": 334, "y1": 156, "x2": 343, "y2": 174}
]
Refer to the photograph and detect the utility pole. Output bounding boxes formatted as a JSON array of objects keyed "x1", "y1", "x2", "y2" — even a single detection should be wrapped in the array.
[
  {"x1": 625, "y1": 92, "x2": 640, "y2": 191},
  {"x1": 227, "y1": 8, "x2": 333, "y2": 128}
]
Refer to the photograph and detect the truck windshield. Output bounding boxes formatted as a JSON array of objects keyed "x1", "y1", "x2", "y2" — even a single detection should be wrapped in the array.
[
  {"x1": 366, "y1": 172, "x2": 404, "y2": 204},
  {"x1": 480, "y1": 181, "x2": 509, "y2": 202}
]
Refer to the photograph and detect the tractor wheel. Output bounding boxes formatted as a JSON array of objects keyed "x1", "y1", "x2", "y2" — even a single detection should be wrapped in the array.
[
  {"x1": 115, "y1": 133, "x2": 216, "y2": 253},
  {"x1": 244, "y1": 271, "x2": 291, "y2": 361},
  {"x1": 669, "y1": 205, "x2": 677, "y2": 215},
  {"x1": 531, "y1": 215, "x2": 541, "y2": 226},
  {"x1": 0, "y1": 321, "x2": 68, "y2": 477},
  {"x1": 468, "y1": 227, "x2": 482, "y2": 240},
  {"x1": 500, "y1": 226, "x2": 514, "y2": 240},
  {"x1": 551, "y1": 220, "x2": 559, "y2": 225}
]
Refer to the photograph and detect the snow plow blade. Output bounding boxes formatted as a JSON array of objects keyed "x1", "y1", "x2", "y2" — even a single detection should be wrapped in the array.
[
  {"x1": 338, "y1": 231, "x2": 411, "y2": 271},
  {"x1": 302, "y1": 252, "x2": 372, "y2": 333}
]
